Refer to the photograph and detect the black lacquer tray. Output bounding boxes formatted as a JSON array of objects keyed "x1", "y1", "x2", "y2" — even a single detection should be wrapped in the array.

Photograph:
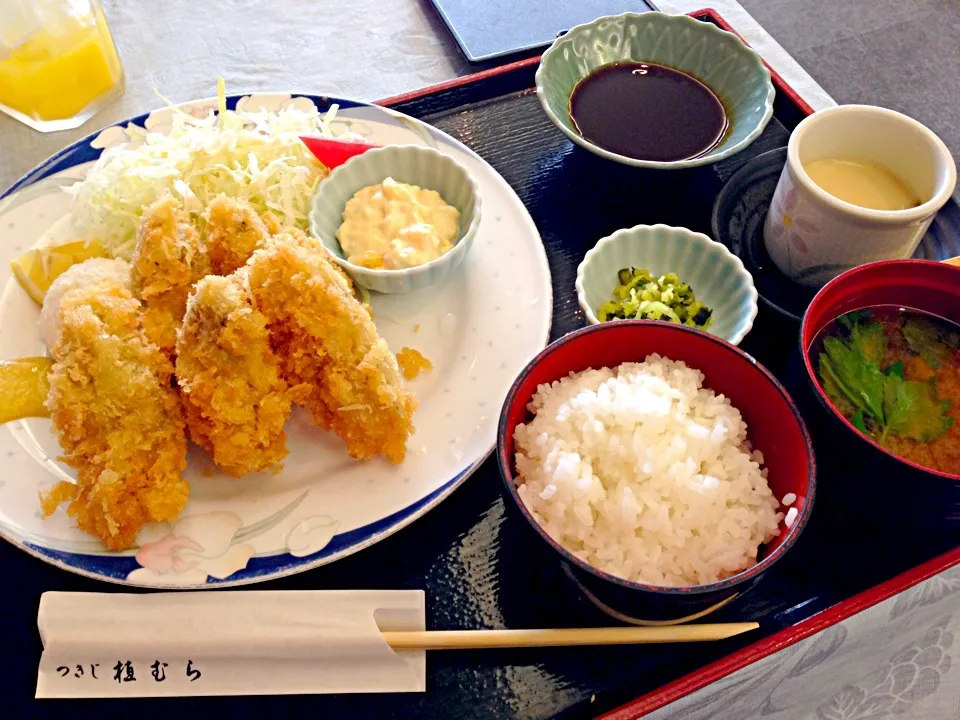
[{"x1": 8, "y1": 9, "x2": 958, "y2": 720}]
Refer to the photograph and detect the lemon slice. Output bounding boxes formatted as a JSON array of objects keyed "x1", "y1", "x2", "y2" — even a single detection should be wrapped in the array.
[
  {"x1": 10, "y1": 239, "x2": 109, "y2": 305},
  {"x1": 0, "y1": 357, "x2": 53, "y2": 423}
]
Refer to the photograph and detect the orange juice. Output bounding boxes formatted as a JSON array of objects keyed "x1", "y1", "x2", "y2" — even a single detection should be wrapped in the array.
[{"x1": 0, "y1": 2, "x2": 123, "y2": 129}]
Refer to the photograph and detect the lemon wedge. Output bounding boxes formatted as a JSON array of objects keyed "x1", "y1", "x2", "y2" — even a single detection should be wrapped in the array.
[
  {"x1": 10, "y1": 239, "x2": 109, "y2": 305},
  {"x1": 0, "y1": 357, "x2": 53, "y2": 423},
  {"x1": 944, "y1": 256, "x2": 960, "y2": 267}
]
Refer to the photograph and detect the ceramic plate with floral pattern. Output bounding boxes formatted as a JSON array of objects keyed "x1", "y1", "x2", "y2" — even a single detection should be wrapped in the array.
[{"x1": 0, "y1": 94, "x2": 552, "y2": 587}]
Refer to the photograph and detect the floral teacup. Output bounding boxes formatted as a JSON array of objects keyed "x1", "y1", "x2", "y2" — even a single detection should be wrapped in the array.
[{"x1": 763, "y1": 105, "x2": 956, "y2": 288}]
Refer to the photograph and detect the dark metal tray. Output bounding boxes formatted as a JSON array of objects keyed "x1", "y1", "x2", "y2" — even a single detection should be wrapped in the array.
[{"x1": 9, "y1": 9, "x2": 958, "y2": 720}]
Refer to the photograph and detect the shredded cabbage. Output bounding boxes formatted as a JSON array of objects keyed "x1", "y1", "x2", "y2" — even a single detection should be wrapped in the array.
[{"x1": 69, "y1": 95, "x2": 364, "y2": 259}]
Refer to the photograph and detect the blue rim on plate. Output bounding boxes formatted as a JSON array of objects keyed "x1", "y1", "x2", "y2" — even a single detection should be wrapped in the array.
[
  {"x1": 711, "y1": 147, "x2": 960, "y2": 322},
  {"x1": 0, "y1": 93, "x2": 552, "y2": 588},
  {"x1": 21, "y1": 466, "x2": 473, "y2": 584},
  {"x1": 1, "y1": 94, "x2": 366, "y2": 196}
]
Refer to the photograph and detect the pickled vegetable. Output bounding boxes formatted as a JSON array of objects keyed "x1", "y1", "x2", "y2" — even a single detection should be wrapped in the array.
[
  {"x1": 0, "y1": 357, "x2": 53, "y2": 423},
  {"x1": 596, "y1": 268, "x2": 713, "y2": 328}
]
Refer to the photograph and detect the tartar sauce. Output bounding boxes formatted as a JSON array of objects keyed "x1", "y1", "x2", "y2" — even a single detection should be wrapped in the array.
[{"x1": 336, "y1": 178, "x2": 460, "y2": 270}]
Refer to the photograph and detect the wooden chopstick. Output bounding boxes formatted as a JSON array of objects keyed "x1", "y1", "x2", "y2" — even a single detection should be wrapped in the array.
[{"x1": 381, "y1": 623, "x2": 758, "y2": 650}]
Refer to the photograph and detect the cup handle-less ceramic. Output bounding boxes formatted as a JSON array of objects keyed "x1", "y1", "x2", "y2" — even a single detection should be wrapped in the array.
[{"x1": 763, "y1": 105, "x2": 957, "y2": 288}]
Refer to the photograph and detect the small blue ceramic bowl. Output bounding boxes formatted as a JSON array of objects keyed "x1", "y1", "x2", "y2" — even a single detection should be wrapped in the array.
[
  {"x1": 536, "y1": 12, "x2": 775, "y2": 169},
  {"x1": 576, "y1": 224, "x2": 759, "y2": 345},
  {"x1": 308, "y1": 145, "x2": 481, "y2": 294}
]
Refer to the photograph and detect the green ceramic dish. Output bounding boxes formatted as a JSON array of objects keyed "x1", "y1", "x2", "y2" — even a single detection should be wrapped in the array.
[
  {"x1": 309, "y1": 145, "x2": 481, "y2": 294},
  {"x1": 576, "y1": 224, "x2": 758, "y2": 345},
  {"x1": 536, "y1": 12, "x2": 775, "y2": 169}
]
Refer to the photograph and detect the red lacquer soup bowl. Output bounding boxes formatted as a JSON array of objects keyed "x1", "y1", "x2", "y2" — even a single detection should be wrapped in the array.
[
  {"x1": 497, "y1": 321, "x2": 816, "y2": 623},
  {"x1": 801, "y1": 259, "x2": 960, "y2": 529}
]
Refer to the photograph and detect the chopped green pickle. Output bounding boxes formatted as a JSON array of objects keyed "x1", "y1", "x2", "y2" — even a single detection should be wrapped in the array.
[{"x1": 597, "y1": 267, "x2": 713, "y2": 328}]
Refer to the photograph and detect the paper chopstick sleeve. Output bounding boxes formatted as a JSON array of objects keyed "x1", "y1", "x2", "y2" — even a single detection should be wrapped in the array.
[{"x1": 36, "y1": 590, "x2": 425, "y2": 698}]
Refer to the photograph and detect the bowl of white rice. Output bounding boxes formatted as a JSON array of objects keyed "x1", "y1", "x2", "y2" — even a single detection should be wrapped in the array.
[{"x1": 497, "y1": 320, "x2": 815, "y2": 624}]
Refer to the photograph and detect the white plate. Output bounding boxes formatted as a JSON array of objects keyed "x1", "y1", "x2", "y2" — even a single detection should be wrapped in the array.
[{"x1": 0, "y1": 93, "x2": 552, "y2": 587}]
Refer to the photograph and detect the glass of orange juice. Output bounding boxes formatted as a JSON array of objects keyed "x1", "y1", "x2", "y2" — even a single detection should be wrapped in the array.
[{"x1": 0, "y1": 0, "x2": 125, "y2": 132}]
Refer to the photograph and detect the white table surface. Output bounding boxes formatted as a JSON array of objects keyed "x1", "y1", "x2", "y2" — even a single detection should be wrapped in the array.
[{"x1": 0, "y1": 0, "x2": 834, "y2": 193}]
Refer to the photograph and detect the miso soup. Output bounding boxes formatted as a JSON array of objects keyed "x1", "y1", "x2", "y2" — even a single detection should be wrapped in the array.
[{"x1": 809, "y1": 306, "x2": 960, "y2": 475}]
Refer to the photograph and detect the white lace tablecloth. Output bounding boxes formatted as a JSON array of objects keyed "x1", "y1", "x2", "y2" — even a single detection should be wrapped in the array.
[
  {"x1": 0, "y1": 1, "x2": 956, "y2": 716},
  {"x1": 645, "y1": 565, "x2": 959, "y2": 719}
]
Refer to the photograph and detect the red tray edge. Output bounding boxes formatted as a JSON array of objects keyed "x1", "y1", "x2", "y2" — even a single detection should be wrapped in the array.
[
  {"x1": 600, "y1": 546, "x2": 960, "y2": 719},
  {"x1": 375, "y1": 8, "x2": 954, "y2": 718},
  {"x1": 375, "y1": 8, "x2": 816, "y2": 116}
]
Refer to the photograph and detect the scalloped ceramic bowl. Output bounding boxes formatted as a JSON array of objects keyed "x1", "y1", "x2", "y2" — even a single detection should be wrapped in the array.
[
  {"x1": 576, "y1": 224, "x2": 758, "y2": 345},
  {"x1": 536, "y1": 12, "x2": 775, "y2": 169},
  {"x1": 308, "y1": 145, "x2": 481, "y2": 293}
]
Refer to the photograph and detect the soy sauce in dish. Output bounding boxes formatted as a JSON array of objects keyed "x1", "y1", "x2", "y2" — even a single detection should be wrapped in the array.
[{"x1": 569, "y1": 62, "x2": 729, "y2": 162}]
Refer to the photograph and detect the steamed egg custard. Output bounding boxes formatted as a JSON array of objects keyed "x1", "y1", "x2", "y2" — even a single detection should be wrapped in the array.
[
  {"x1": 803, "y1": 158, "x2": 921, "y2": 211},
  {"x1": 336, "y1": 178, "x2": 460, "y2": 270}
]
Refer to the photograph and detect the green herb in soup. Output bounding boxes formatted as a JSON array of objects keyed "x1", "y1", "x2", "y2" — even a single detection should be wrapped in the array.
[
  {"x1": 812, "y1": 307, "x2": 960, "y2": 474},
  {"x1": 902, "y1": 316, "x2": 960, "y2": 369},
  {"x1": 597, "y1": 268, "x2": 713, "y2": 328}
]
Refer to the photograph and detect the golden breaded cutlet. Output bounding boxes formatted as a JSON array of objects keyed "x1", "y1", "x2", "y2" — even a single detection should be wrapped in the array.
[
  {"x1": 176, "y1": 273, "x2": 297, "y2": 476},
  {"x1": 204, "y1": 195, "x2": 273, "y2": 275},
  {"x1": 246, "y1": 229, "x2": 416, "y2": 463},
  {"x1": 131, "y1": 195, "x2": 211, "y2": 355},
  {"x1": 41, "y1": 278, "x2": 189, "y2": 551}
]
